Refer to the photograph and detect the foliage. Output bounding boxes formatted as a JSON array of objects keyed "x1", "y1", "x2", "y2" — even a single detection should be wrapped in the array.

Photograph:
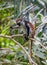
[{"x1": 0, "y1": 0, "x2": 47, "y2": 65}]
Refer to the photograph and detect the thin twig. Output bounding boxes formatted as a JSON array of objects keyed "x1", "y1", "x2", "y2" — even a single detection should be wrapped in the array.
[
  {"x1": 0, "y1": 34, "x2": 23, "y2": 38},
  {"x1": 11, "y1": 34, "x2": 24, "y2": 37},
  {"x1": 0, "y1": 5, "x2": 14, "y2": 10}
]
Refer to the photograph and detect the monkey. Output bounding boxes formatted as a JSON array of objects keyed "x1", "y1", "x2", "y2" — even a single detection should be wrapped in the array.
[
  {"x1": 15, "y1": 18, "x2": 35, "y2": 40},
  {"x1": 16, "y1": 18, "x2": 35, "y2": 30}
]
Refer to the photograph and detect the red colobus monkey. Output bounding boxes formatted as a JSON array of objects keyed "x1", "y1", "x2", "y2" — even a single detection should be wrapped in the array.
[{"x1": 15, "y1": 17, "x2": 35, "y2": 40}]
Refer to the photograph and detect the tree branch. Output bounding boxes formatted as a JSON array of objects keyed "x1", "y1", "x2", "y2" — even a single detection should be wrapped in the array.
[
  {"x1": 0, "y1": 34, "x2": 37, "y2": 65},
  {"x1": 30, "y1": 38, "x2": 47, "y2": 51}
]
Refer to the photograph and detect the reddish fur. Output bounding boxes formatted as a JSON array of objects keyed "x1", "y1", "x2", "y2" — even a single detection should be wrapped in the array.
[
  {"x1": 16, "y1": 18, "x2": 35, "y2": 29},
  {"x1": 16, "y1": 18, "x2": 22, "y2": 22},
  {"x1": 16, "y1": 18, "x2": 35, "y2": 34}
]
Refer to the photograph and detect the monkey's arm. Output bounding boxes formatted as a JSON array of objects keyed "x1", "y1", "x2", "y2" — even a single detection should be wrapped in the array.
[
  {"x1": 28, "y1": 22, "x2": 35, "y2": 30},
  {"x1": 28, "y1": 21, "x2": 35, "y2": 38}
]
